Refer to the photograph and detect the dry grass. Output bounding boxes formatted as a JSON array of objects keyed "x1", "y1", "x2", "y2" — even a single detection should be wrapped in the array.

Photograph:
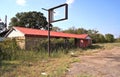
[
  {"x1": 1, "y1": 43, "x2": 120, "y2": 77},
  {"x1": 1, "y1": 55, "x2": 76, "y2": 77}
]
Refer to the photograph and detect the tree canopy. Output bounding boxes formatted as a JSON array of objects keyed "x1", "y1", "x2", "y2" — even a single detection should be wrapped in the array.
[
  {"x1": 52, "y1": 26, "x2": 61, "y2": 32},
  {"x1": 105, "y1": 34, "x2": 115, "y2": 42},
  {"x1": 63, "y1": 27, "x2": 115, "y2": 43},
  {"x1": 9, "y1": 11, "x2": 48, "y2": 29}
]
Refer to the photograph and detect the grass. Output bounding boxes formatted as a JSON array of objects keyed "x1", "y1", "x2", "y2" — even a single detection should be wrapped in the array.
[
  {"x1": 0, "y1": 50, "x2": 75, "y2": 77},
  {"x1": 0, "y1": 57, "x2": 75, "y2": 77},
  {"x1": 1, "y1": 43, "x2": 120, "y2": 77}
]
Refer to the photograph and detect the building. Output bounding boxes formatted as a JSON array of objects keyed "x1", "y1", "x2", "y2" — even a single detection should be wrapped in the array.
[
  {"x1": 0, "y1": 16, "x2": 7, "y2": 34},
  {"x1": 0, "y1": 16, "x2": 8, "y2": 41},
  {"x1": 5, "y1": 27, "x2": 92, "y2": 50}
]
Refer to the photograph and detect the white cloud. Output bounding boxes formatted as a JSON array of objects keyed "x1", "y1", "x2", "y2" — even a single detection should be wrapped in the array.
[
  {"x1": 66, "y1": 0, "x2": 75, "y2": 5},
  {"x1": 16, "y1": 0, "x2": 26, "y2": 6}
]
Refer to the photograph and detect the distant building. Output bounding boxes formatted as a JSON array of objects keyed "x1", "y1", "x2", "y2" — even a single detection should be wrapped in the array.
[
  {"x1": 0, "y1": 20, "x2": 7, "y2": 33},
  {"x1": 0, "y1": 16, "x2": 8, "y2": 41},
  {"x1": 5, "y1": 27, "x2": 92, "y2": 50}
]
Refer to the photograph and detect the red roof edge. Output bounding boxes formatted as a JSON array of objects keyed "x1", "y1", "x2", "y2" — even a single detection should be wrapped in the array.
[{"x1": 13, "y1": 27, "x2": 90, "y2": 39}]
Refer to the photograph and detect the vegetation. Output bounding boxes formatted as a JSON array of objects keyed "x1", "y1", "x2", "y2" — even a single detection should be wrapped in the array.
[
  {"x1": 0, "y1": 38, "x2": 120, "y2": 77},
  {"x1": 8, "y1": 10, "x2": 117, "y2": 43},
  {"x1": 115, "y1": 37, "x2": 120, "y2": 42},
  {"x1": 1, "y1": 13, "x2": 119, "y2": 76},
  {"x1": 0, "y1": 39, "x2": 78, "y2": 77},
  {"x1": 63, "y1": 27, "x2": 115, "y2": 43},
  {"x1": 0, "y1": 39, "x2": 20, "y2": 60},
  {"x1": 9, "y1": 11, "x2": 48, "y2": 29},
  {"x1": 105, "y1": 34, "x2": 115, "y2": 42}
]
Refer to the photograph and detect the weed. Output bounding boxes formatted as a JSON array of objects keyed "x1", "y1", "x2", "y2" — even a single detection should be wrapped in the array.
[{"x1": 1, "y1": 41, "x2": 120, "y2": 77}]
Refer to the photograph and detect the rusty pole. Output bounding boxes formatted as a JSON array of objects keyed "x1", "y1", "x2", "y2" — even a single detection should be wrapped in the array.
[
  {"x1": 42, "y1": 3, "x2": 68, "y2": 57},
  {"x1": 48, "y1": 10, "x2": 51, "y2": 56}
]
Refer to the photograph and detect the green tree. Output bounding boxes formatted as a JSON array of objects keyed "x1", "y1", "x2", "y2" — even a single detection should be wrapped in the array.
[
  {"x1": 99, "y1": 34, "x2": 106, "y2": 43},
  {"x1": 105, "y1": 34, "x2": 114, "y2": 42},
  {"x1": 52, "y1": 26, "x2": 61, "y2": 32},
  {"x1": 87, "y1": 29, "x2": 99, "y2": 43},
  {"x1": 9, "y1": 11, "x2": 48, "y2": 29},
  {"x1": 63, "y1": 26, "x2": 76, "y2": 34},
  {"x1": 76, "y1": 28, "x2": 88, "y2": 34},
  {"x1": 63, "y1": 27, "x2": 88, "y2": 34}
]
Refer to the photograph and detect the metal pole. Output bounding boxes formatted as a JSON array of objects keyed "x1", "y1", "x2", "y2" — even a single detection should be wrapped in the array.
[
  {"x1": 42, "y1": 3, "x2": 68, "y2": 56},
  {"x1": 48, "y1": 10, "x2": 51, "y2": 56},
  {"x1": 42, "y1": 8, "x2": 51, "y2": 56}
]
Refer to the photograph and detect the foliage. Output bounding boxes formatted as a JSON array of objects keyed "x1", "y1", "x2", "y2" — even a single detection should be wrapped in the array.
[
  {"x1": 0, "y1": 38, "x2": 76, "y2": 77},
  {"x1": 115, "y1": 38, "x2": 120, "y2": 42},
  {"x1": 91, "y1": 33, "x2": 106, "y2": 43},
  {"x1": 51, "y1": 26, "x2": 62, "y2": 32},
  {"x1": 1, "y1": 43, "x2": 120, "y2": 77},
  {"x1": 63, "y1": 27, "x2": 88, "y2": 34},
  {"x1": 9, "y1": 11, "x2": 49, "y2": 29},
  {"x1": 0, "y1": 38, "x2": 76, "y2": 60},
  {"x1": 63, "y1": 26, "x2": 115, "y2": 43},
  {"x1": 28, "y1": 38, "x2": 76, "y2": 53},
  {"x1": 105, "y1": 34, "x2": 115, "y2": 43},
  {"x1": 0, "y1": 39, "x2": 20, "y2": 60}
]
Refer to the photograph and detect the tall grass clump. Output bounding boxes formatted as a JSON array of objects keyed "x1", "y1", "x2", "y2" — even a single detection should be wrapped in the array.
[
  {"x1": 0, "y1": 38, "x2": 73, "y2": 77},
  {"x1": 0, "y1": 38, "x2": 20, "y2": 60},
  {"x1": 0, "y1": 38, "x2": 72, "y2": 61},
  {"x1": 0, "y1": 40, "x2": 48, "y2": 61}
]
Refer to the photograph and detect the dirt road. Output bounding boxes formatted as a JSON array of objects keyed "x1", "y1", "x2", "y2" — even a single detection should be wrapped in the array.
[{"x1": 65, "y1": 47, "x2": 120, "y2": 77}]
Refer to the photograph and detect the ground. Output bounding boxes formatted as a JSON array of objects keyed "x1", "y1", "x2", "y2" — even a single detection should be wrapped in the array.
[{"x1": 65, "y1": 47, "x2": 120, "y2": 77}]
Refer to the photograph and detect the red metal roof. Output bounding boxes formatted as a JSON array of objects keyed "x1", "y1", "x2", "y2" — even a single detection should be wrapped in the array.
[{"x1": 14, "y1": 27, "x2": 89, "y2": 39}]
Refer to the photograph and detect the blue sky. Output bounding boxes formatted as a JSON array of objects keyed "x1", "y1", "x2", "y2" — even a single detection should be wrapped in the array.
[{"x1": 0, "y1": 0, "x2": 120, "y2": 38}]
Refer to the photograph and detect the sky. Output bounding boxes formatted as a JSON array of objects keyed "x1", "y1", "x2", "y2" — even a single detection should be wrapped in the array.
[{"x1": 0, "y1": 0, "x2": 120, "y2": 38}]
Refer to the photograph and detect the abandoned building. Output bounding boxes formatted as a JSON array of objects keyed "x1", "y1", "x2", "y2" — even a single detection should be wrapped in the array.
[{"x1": 5, "y1": 27, "x2": 92, "y2": 50}]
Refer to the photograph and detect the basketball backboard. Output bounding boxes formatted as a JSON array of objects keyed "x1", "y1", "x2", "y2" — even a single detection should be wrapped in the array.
[
  {"x1": 42, "y1": 3, "x2": 68, "y2": 56},
  {"x1": 48, "y1": 3, "x2": 68, "y2": 23}
]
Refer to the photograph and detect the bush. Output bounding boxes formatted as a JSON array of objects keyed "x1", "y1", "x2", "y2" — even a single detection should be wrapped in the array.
[
  {"x1": 0, "y1": 38, "x2": 76, "y2": 61},
  {"x1": 0, "y1": 38, "x2": 20, "y2": 60},
  {"x1": 34, "y1": 38, "x2": 76, "y2": 53}
]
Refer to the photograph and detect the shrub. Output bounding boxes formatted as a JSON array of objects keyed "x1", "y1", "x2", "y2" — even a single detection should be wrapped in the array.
[
  {"x1": 0, "y1": 38, "x2": 20, "y2": 60},
  {"x1": 0, "y1": 38, "x2": 76, "y2": 61}
]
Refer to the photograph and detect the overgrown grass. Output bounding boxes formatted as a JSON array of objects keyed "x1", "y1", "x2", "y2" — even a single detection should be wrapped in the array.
[
  {"x1": 0, "y1": 39, "x2": 120, "y2": 77},
  {"x1": 94, "y1": 42, "x2": 120, "y2": 50},
  {"x1": 0, "y1": 52, "x2": 73, "y2": 77},
  {"x1": 0, "y1": 39, "x2": 75, "y2": 77}
]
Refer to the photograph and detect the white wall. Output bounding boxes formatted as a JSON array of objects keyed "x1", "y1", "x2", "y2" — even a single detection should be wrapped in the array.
[
  {"x1": 7, "y1": 29, "x2": 24, "y2": 37},
  {"x1": 86, "y1": 36, "x2": 91, "y2": 39}
]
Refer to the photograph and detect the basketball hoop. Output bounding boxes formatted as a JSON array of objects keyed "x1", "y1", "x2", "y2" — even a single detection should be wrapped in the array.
[
  {"x1": 48, "y1": 3, "x2": 68, "y2": 23},
  {"x1": 42, "y1": 3, "x2": 68, "y2": 56}
]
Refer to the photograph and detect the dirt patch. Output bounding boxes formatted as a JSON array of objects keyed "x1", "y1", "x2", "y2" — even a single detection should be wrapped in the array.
[{"x1": 65, "y1": 47, "x2": 120, "y2": 77}]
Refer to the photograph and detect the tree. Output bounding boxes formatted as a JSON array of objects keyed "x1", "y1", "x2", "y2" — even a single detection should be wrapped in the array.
[
  {"x1": 98, "y1": 34, "x2": 106, "y2": 43},
  {"x1": 9, "y1": 11, "x2": 49, "y2": 29},
  {"x1": 63, "y1": 27, "x2": 88, "y2": 34},
  {"x1": 87, "y1": 29, "x2": 99, "y2": 43},
  {"x1": 76, "y1": 28, "x2": 88, "y2": 34},
  {"x1": 62, "y1": 27, "x2": 115, "y2": 43},
  {"x1": 105, "y1": 34, "x2": 115, "y2": 42},
  {"x1": 52, "y1": 26, "x2": 61, "y2": 32},
  {"x1": 63, "y1": 26, "x2": 77, "y2": 34}
]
